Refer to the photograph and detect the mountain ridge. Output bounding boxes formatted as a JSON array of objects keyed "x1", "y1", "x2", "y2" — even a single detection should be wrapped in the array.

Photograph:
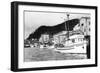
[{"x1": 27, "y1": 18, "x2": 79, "y2": 40}]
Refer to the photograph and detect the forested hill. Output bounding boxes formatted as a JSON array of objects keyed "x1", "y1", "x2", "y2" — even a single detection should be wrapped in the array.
[{"x1": 27, "y1": 19, "x2": 79, "y2": 40}]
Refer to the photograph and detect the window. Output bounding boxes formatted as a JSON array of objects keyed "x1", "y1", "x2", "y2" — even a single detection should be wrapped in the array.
[
  {"x1": 89, "y1": 21, "x2": 90, "y2": 25},
  {"x1": 72, "y1": 39, "x2": 75, "y2": 43},
  {"x1": 89, "y1": 28, "x2": 90, "y2": 31},
  {"x1": 81, "y1": 23, "x2": 84, "y2": 26}
]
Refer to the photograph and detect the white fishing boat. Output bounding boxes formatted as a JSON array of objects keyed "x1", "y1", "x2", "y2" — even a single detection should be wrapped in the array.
[{"x1": 55, "y1": 34, "x2": 88, "y2": 53}]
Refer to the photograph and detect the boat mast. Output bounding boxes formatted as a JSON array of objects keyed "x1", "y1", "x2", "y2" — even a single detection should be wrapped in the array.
[
  {"x1": 65, "y1": 15, "x2": 67, "y2": 32},
  {"x1": 67, "y1": 13, "x2": 69, "y2": 40}
]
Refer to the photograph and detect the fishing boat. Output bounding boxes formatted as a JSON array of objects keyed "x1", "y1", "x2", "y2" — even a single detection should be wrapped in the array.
[
  {"x1": 55, "y1": 33, "x2": 88, "y2": 53},
  {"x1": 54, "y1": 13, "x2": 88, "y2": 53}
]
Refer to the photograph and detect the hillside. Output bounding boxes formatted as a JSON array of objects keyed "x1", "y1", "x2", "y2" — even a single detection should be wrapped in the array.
[{"x1": 27, "y1": 19, "x2": 79, "y2": 40}]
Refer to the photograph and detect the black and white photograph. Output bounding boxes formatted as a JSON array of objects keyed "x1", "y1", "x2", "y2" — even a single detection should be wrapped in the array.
[
  {"x1": 11, "y1": 1, "x2": 97, "y2": 71},
  {"x1": 24, "y1": 11, "x2": 91, "y2": 62}
]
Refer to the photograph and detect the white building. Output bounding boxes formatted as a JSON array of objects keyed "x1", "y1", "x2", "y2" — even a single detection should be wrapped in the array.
[
  {"x1": 39, "y1": 33, "x2": 50, "y2": 43},
  {"x1": 73, "y1": 17, "x2": 90, "y2": 36},
  {"x1": 53, "y1": 31, "x2": 67, "y2": 44}
]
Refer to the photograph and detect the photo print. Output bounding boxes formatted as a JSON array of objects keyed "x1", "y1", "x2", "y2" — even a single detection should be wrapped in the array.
[{"x1": 24, "y1": 11, "x2": 91, "y2": 62}]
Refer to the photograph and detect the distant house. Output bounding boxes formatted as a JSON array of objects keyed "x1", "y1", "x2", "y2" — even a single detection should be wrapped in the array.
[
  {"x1": 24, "y1": 40, "x2": 30, "y2": 47},
  {"x1": 39, "y1": 33, "x2": 50, "y2": 44},
  {"x1": 53, "y1": 31, "x2": 67, "y2": 44},
  {"x1": 29, "y1": 39, "x2": 40, "y2": 48}
]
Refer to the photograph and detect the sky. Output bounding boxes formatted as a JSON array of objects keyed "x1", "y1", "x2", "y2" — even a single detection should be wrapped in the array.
[{"x1": 24, "y1": 11, "x2": 90, "y2": 39}]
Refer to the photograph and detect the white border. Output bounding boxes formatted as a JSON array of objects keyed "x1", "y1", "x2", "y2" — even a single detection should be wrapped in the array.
[{"x1": 18, "y1": 5, "x2": 96, "y2": 68}]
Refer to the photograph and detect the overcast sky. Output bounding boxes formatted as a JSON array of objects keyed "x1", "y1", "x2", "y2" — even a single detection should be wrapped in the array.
[{"x1": 24, "y1": 11, "x2": 90, "y2": 39}]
